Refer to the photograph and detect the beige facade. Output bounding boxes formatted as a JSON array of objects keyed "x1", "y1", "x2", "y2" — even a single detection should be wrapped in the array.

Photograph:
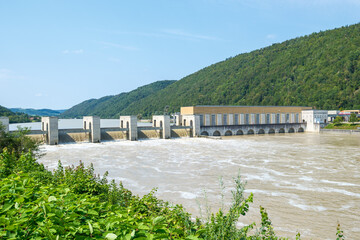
[{"x1": 181, "y1": 105, "x2": 312, "y2": 126}]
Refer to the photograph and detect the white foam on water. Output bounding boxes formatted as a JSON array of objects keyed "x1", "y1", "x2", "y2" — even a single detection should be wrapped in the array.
[
  {"x1": 320, "y1": 179, "x2": 359, "y2": 187},
  {"x1": 288, "y1": 199, "x2": 327, "y2": 212},
  {"x1": 273, "y1": 181, "x2": 360, "y2": 198},
  {"x1": 179, "y1": 191, "x2": 198, "y2": 199},
  {"x1": 243, "y1": 172, "x2": 275, "y2": 182},
  {"x1": 340, "y1": 204, "x2": 352, "y2": 210},
  {"x1": 299, "y1": 176, "x2": 314, "y2": 182}
]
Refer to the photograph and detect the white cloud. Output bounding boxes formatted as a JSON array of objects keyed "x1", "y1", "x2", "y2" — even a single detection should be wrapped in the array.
[
  {"x1": 0, "y1": 68, "x2": 11, "y2": 79},
  {"x1": 108, "y1": 57, "x2": 121, "y2": 63},
  {"x1": 99, "y1": 41, "x2": 139, "y2": 51},
  {"x1": 266, "y1": 34, "x2": 277, "y2": 39},
  {"x1": 280, "y1": 0, "x2": 360, "y2": 6},
  {"x1": 161, "y1": 29, "x2": 222, "y2": 41},
  {"x1": 237, "y1": 0, "x2": 360, "y2": 8},
  {"x1": 62, "y1": 49, "x2": 84, "y2": 54},
  {"x1": 97, "y1": 28, "x2": 223, "y2": 42},
  {"x1": 35, "y1": 93, "x2": 48, "y2": 97},
  {"x1": 0, "y1": 68, "x2": 26, "y2": 81}
]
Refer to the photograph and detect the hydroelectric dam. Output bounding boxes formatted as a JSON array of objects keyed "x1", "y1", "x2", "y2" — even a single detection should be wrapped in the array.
[{"x1": 0, "y1": 105, "x2": 328, "y2": 145}]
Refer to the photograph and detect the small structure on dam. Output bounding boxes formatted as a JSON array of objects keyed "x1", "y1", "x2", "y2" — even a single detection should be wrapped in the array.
[
  {"x1": 41, "y1": 117, "x2": 59, "y2": 145},
  {"x1": 0, "y1": 117, "x2": 9, "y2": 132},
  {"x1": 120, "y1": 115, "x2": 138, "y2": 141},
  {"x1": 83, "y1": 116, "x2": 101, "y2": 143},
  {"x1": 2, "y1": 105, "x2": 329, "y2": 145},
  {"x1": 152, "y1": 115, "x2": 171, "y2": 139}
]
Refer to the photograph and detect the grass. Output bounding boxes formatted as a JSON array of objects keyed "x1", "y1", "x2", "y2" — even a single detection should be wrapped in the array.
[{"x1": 324, "y1": 123, "x2": 360, "y2": 130}]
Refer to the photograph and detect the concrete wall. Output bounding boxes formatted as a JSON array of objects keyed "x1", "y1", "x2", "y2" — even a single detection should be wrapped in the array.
[
  {"x1": 120, "y1": 116, "x2": 138, "y2": 141},
  {"x1": 83, "y1": 116, "x2": 101, "y2": 143},
  {"x1": 0, "y1": 117, "x2": 9, "y2": 132},
  {"x1": 101, "y1": 128, "x2": 126, "y2": 141},
  {"x1": 171, "y1": 127, "x2": 190, "y2": 138},
  {"x1": 181, "y1": 115, "x2": 200, "y2": 137},
  {"x1": 59, "y1": 129, "x2": 89, "y2": 143},
  {"x1": 173, "y1": 113, "x2": 182, "y2": 126},
  {"x1": 41, "y1": 117, "x2": 58, "y2": 145},
  {"x1": 153, "y1": 115, "x2": 170, "y2": 139}
]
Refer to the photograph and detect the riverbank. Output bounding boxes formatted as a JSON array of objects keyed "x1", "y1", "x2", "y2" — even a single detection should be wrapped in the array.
[{"x1": 321, "y1": 128, "x2": 360, "y2": 134}]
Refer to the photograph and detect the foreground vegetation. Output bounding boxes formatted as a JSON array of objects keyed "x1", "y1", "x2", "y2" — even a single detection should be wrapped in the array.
[{"x1": 0, "y1": 124, "x2": 345, "y2": 239}]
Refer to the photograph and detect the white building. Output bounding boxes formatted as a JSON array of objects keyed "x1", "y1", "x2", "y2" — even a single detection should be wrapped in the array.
[{"x1": 301, "y1": 110, "x2": 328, "y2": 132}]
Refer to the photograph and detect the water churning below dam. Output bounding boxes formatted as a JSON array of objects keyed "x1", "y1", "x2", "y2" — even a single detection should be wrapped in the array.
[{"x1": 38, "y1": 133, "x2": 360, "y2": 239}]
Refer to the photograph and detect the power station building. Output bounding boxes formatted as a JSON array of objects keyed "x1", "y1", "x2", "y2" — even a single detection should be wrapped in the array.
[{"x1": 180, "y1": 105, "x2": 312, "y2": 126}]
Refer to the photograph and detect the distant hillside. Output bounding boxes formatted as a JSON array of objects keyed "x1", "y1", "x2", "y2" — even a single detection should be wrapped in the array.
[
  {"x1": 117, "y1": 23, "x2": 360, "y2": 117},
  {"x1": 0, "y1": 105, "x2": 38, "y2": 123},
  {"x1": 10, "y1": 108, "x2": 66, "y2": 116},
  {"x1": 0, "y1": 105, "x2": 14, "y2": 117},
  {"x1": 61, "y1": 80, "x2": 176, "y2": 118}
]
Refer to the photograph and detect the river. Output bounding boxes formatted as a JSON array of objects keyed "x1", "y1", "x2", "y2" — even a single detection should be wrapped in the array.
[{"x1": 37, "y1": 133, "x2": 360, "y2": 239}]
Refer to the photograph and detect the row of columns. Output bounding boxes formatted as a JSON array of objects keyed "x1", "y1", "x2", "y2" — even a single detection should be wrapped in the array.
[
  {"x1": 0, "y1": 115, "x2": 196, "y2": 145},
  {"x1": 40, "y1": 115, "x2": 172, "y2": 145},
  {"x1": 39, "y1": 116, "x2": 139, "y2": 145}
]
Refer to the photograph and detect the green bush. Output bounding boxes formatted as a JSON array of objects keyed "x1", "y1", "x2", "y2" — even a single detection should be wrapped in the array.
[{"x1": 0, "y1": 123, "x2": 40, "y2": 158}]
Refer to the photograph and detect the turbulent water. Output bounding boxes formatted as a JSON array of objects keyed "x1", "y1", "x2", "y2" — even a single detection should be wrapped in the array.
[{"x1": 38, "y1": 133, "x2": 360, "y2": 239}]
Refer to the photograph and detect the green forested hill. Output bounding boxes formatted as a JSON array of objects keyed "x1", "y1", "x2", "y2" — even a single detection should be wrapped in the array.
[
  {"x1": 0, "y1": 105, "x2": 37, "y2": 123},
  {"x1": 121, "y1": 23, "x2": 360, "y2": 117},
  {"x1": 64, "y1": 23, "x2": 360, "y2": 118},
  {"x1": 0, "y1": 105, "x2": 14, "y2": 116},
  {"x1": 10, "y1": 108, "x2": 66, "y2": 116},
  {"x1": 60, "y1": 80, "x2": 176, "y2": 118}
]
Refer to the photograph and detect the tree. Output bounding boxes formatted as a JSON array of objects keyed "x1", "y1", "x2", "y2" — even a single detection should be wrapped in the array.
[
  {"x1": 0, "y1": 123, "x2": 39, "y2": 158},
  {"x1": 349, "y1": 112, "x2": 358, "y2": 123},
  {"x1": 333, "y1": 116, "x2": 343, "y2": 125}
]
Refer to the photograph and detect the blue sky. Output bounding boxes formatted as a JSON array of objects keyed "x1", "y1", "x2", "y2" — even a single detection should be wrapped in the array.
[{"x1": 1, "y1": 0, "x2": 359, "y2": 109}]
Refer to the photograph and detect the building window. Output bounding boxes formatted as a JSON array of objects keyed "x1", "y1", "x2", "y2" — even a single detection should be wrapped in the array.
[
  {"x1": 266, "y1": 114, "x2": 270, "y2": 124},
  {"x1": 211, "y1": 114, "x2": 216, "y2": 126},
  {"x1": 199, "y1": 115, "x2": 204, "y2": 126},
  {"x1": 256, "y1": 114, "x2": 260, "y2": 124},
  {"x1": 234, "y1": 114, "x2": 239, "y2": 125},
  {"x1": 245, "y1": 114, "x2": 249, "y2": 124},
  {"x1": 223, "y1": 114, "x2": 227, "y2": 125},
  {"x1": 286, "y1": 114, "x2": 290, "y2": 123},
  {"x1": 276, "y1": 114, "x2": 280, "y2": 124}
]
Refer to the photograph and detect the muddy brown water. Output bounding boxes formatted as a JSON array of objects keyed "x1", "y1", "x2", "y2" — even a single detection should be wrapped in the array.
[{"x1": 38, "y1": 132, "x2": 360, "y2": 239}]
